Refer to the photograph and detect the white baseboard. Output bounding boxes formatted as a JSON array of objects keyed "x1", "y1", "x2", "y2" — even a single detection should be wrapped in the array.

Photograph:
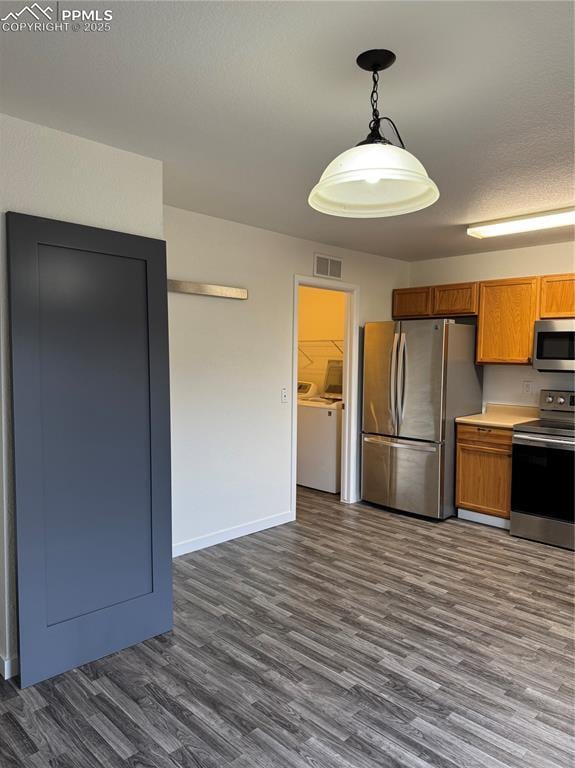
[
  {"x1": 172, "y1": 510, "x2": 295, "y2": 559},
  {"x1": 458, "y1": 508, "x2": 510, "y2": 530},
  {"x1": 1, "y1": 654, "x2": 18, "y2": 680}
]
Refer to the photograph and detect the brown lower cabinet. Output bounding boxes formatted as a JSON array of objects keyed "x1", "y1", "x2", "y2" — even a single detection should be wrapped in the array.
[{"x1": 455, "y1": 424, "x2": 512, "y2": 518}]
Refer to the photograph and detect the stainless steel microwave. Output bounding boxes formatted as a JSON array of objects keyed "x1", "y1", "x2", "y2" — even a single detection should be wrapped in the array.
[{"x1": 533, "y1": 319, "x2": 575, "y2": 371}]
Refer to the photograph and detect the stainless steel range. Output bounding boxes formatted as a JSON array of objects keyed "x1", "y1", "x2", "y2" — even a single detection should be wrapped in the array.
[{"x1": 511, "y1": 389, "x2": 575, "y2": 550}]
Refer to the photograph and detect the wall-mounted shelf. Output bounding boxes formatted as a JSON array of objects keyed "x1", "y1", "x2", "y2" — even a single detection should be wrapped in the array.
[{"x1": 168, "y1": 280, "x2": 248, "y2": 300}]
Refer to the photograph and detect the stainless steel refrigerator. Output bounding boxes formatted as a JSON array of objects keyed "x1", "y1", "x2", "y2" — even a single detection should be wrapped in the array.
[{"x1": 361, "y1": 319, "x2": 482, "y2": 519}]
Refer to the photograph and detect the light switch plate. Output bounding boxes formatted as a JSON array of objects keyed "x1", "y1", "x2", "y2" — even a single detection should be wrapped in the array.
[{"x1": 281, "y1": 387, "x2": 289, "y2": 403}]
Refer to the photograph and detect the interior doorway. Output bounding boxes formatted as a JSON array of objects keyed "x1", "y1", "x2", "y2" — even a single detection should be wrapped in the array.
[{"x1": 291, "y1": 275, "x2": 360, "y2": 515}]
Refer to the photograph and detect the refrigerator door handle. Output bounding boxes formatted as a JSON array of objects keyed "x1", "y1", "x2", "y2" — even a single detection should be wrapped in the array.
[
  {"x1": 397, "y1": 332, "x2": 406, "y2": 426},
  {"x1": 364, "y1": 436, "x2": 438, "y2": 452},
  {"x1": 390, "y1": 331, "x2": 399, "y2": 433}
]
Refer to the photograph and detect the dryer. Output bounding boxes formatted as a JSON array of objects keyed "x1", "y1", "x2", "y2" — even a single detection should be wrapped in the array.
[{"x1": 297, "y1": 399, "x2": 342, "y2": 493}]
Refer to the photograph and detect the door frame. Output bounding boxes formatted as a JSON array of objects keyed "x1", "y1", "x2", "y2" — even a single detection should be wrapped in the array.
[{"x1": 291, "y1": 274, "x2": 360, "y2": 512}]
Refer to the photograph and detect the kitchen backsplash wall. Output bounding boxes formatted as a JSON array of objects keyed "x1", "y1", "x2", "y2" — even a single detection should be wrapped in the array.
[
  {"x1": 483, "y1": 366, "x2": 575, "y2": 406},
  {"x1": 298, "y1": 340, "x2": 344, "y2": 391}
]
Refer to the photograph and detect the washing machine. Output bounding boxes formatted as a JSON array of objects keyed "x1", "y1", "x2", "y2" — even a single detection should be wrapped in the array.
[{"x1": 297, "y1": 398, "x2": 343, "y2": 493}]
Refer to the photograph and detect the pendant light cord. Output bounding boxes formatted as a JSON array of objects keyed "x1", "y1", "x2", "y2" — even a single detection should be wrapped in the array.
[{"x1": 382, "y1": 116, "x2": 406, "y2": 149}]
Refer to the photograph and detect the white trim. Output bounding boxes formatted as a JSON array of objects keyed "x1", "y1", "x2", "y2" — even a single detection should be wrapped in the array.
[
  {"x1": 172, "y1": 510, "x2": 295, "y2": 558},
  {"x1": 0, "y1": 654, "x2": 18, "y2": 680},
  {"x1": 457, "y1": 508, "x2": 510, "y2": 530},
  {"x1": 291, "y1": 275, "x2": 360, "y2": 513}
]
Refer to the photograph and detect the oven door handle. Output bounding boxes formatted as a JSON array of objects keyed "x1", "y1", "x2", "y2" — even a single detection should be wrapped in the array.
[{"x1": 513, "y1": 434, "x2": 575, "y2": 451}]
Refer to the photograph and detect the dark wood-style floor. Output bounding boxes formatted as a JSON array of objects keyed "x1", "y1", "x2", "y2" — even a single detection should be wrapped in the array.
[{"x1": 1, "y1": 487, "x2": 573, "y2": 767}]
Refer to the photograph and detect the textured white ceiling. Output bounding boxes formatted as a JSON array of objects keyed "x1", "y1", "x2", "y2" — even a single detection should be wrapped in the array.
[{"x1": 1, "y1": 1, "x2": 573, "y2": 260}]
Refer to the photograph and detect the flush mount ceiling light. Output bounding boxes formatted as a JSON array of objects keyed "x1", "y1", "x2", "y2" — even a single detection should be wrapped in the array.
[
  {"x1": 467, "y1": 208, "x2": 575, "y2": 239},
  {"x1": 308, "y1": 49, "x2": 439, "y2": 219}
]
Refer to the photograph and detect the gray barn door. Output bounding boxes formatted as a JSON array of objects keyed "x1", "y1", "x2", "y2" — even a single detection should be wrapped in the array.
[{"x1": 7, "y1": 212, "x2": 172, "y2": 687}]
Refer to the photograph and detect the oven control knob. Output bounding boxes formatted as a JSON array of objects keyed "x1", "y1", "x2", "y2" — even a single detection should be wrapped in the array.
[
  {"x1": 545, "y1": 395, "x2": 554, "y2": 403},
  {"x1": 557, "y1": 396, "x2": 565, "y2": 405}
]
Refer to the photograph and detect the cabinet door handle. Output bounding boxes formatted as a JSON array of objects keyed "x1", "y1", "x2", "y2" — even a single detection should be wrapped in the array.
[{"x1": 477, "y1": 427, "x2": 492, "y2": 432}]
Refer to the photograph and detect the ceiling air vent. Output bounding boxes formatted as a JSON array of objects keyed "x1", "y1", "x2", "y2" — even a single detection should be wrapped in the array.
[{"x1": 314, "y1": 253, "x2": 343, "y2": 280}]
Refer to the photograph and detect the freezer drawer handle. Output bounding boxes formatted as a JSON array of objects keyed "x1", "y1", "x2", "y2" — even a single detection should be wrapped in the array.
[{"x1": 364, "y1": 437, "x2": 438, "y2": 452}]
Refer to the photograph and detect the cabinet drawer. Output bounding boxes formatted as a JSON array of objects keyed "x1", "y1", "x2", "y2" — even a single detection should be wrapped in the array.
[
  {"x1": 431, "y1": 282, "x2": 478, "y2": 316},
  {"x1": 457, "y1": 424, "x2": 512, "y2": 448}
]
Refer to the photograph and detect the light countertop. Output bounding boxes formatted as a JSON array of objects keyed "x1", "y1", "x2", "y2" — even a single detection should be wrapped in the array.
[{"x1": 456, "y1": 403, "x2": 539, "y2": 429}]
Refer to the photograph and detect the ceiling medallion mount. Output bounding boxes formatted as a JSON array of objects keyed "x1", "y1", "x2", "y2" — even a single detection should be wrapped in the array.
[
  {"x1": 308, "y1": 47, "x2": 439, "y2": 219},
  {"x1": 356, "y1": 49, "x2": 396, "y2": 73}
]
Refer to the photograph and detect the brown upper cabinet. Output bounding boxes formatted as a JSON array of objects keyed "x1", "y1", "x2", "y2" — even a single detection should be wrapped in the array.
[
  {"x1": 393, "y1": 282, "x2": 478, "y2": 319},
  {"x1": 476, "y1": 277, "x2": 539, "y2": 364},
  {"x1": 539, "y1": 273, "x2": 575, "y2": 318},
  {"x1": 431, "y1": 282, "x2": 478, "y2": 316},
  {"x1": 392, "y1": 272, "x2": 575, "y2": 363},
  {"x1": 392, "y1": 286, "x2": 431, "y2": 318}
]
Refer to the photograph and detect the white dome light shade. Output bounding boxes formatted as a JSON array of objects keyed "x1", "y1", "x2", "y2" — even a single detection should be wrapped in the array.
[{"x1": 308, "y1": 143, "x2": 439, "y2": 218}]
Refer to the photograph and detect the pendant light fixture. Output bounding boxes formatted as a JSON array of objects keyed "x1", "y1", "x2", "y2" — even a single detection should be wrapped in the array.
[{"x1": 308, "y1": 49, "x2": 439, "y2": 218}]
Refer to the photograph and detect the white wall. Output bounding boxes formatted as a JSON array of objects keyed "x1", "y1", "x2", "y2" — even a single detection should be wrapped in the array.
[
  {"x1": 409, "y1": 241, "x2": 574, "y2": 285},
  {"x1": 166, "y1": 205, "x2": 409, "y2": 556},
  {"x1": 409, "y1": 241, "x2": 575, "y2": 406},
  {"x1": 0, "y1": 114, "x2": 164, "y2": 678}
]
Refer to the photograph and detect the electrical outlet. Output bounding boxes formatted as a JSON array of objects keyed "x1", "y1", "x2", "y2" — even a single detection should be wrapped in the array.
[
  {"x1": 281, "y1": 387, "x2": 289, "y2": 403},
  {"x1": 522, "y1": 380, "x2": 534, "y2": 394}
]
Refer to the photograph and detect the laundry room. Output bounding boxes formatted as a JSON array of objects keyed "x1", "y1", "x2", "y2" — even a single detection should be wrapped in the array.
[{"x1": 296, "y1": 285, "x2": 346, "y2": 495}]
